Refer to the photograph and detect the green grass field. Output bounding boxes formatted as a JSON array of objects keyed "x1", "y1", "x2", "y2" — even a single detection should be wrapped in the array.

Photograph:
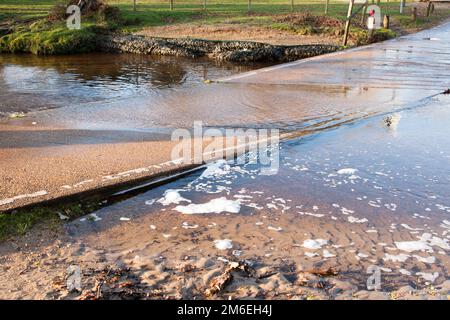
[{"x1": 2, "y1": 0, "x2": 446, "y2": 30}]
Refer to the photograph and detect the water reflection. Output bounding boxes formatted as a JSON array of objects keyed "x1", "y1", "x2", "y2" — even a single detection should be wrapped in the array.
[{"x1": 0, "y1": 53, "x2": 267, "y2": 115}]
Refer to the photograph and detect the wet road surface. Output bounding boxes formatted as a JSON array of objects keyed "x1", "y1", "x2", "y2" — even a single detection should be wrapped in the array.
[
  {"x1": 64, "y1": 94, "x2": 449, "y2": 291},
  {"x1": 1, "y1": 21, "x2": 449, "y2": 212},
  {"x1": 1, "y1": 93, "x2": 449, "y2": 299}
]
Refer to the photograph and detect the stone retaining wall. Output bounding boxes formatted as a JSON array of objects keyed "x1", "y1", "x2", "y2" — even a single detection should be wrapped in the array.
[{"x1": 98, "y1": 34, "x2": 341, "y2": 63}]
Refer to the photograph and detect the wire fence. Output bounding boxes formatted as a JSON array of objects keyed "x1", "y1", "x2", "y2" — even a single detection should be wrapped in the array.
[{"x1": 103, "y1": 0, "x2": 349, "y2": 12}]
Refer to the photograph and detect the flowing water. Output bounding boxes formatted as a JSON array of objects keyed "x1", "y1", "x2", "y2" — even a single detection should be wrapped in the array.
[
  {"x1": 64, "y1": 94, "x2": 449, "y2": 295},
  {"x1": 0, "y1": 53, "x2": 267, "y2": 118},
  {"x1": 0, "y1": 23, "x2": 449, "y2": 298}
]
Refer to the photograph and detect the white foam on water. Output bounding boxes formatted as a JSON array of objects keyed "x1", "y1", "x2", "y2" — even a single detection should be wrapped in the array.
[
  {"x1": 157, "y1": 189, "x2": 191, "y2": 206},
  {"x1": 340, "y1": 207, "x2": 354, "y2": 215},
  {"x1": 304, "y1": 252, "x2": 319, "y2": 258},
  {"x1": 436, "y1": 204, "x2": 450, "y2": 212},
  {"x1": 323, "y1": 250, "x2": 335, "y2": 258},
  {"x1": 120, "y1": 217, "x2": 130, "y2": 221},
  {"x1": 395, "y1": 240, "x2": 430, "y2": 252},
  {"x1": 199, "y1": 160, "x2": 231, "y2": 179},
  {"x1": 302, "y1": 239, "x2": 328, "y2": 250},
  {"x1": 440, "y1": 220, "x2": 450, "y2": 232},
  {"x1": 413, "y1": 255, "x2": 435, "y2": 264},
  {"x1": 292, "y1": 165, "x2": 309, "y2": 172},
  {"x1": 337, "y1": 168, "x2": 357, "y2": 175},
  {"x1": 145, "y1": 199, "x2": 156, "y2": 206},
  {"x1": 150, "y1": 225, "x2": 156, "y2": 230},
  {"x1": 399, "y1": 269, "x2": 411, "y2": 276},
  {"x1": 401, "y1": 224, "x2": 423, "y2": 231},
  {"x1": 245, "y1": 203, "x2": 263, "y2": 210},
  {"x1": 232, "y1": 250, "x2": 242, "y2": 257},
  {"x1": 384, "y1": 203, "x2": 397, "y2": 211},
  {"x1": 214, "y1": 239, "x2": 233, "y2": 250},
  {"x1": 175, "y1": 197, "x2": 241, "y2": 214},
  {"x1": 182, "y1": 222, "x2": 198, "y2": 229},
  {"x1": 300, "y1": 212, "x2": 325, "y2": 218},
  {"x1": 383, "y1": 253, "x2": 410, "y2": 262},
  {"x1": 234, "y1": 195, "x2": 252, "y2": 199},
  {"x1": 416, "y1": 272, "x2": 439, "y2": 283},
  {"x1": 395, "y1": 233, "x2": 450, "y2": 252},
  {"x1": 368, "y1": 200, "x2": 381, "y2": 208},
  {"x1": 348, "y1": 216, "x2": 368, "y2": 224}
]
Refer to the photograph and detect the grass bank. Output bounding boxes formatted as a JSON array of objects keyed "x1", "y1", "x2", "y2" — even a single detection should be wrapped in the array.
[
  {"x1": 0, "y1": 21, "x2": 99, "y2": 55},
  {"x1": 0, "y1": 0, "x2": 131, "y2": 54},
  {"x1": 0, "y1": 201, "x2": 106, "y2": 241}
]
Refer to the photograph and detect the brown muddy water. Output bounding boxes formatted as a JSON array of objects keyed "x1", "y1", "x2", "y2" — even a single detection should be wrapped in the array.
[
  {"x1": 0, "y1": 53, "x2": 267, "y2": 118},
  {"x1": 7, "y1": 94, "x2": 444, "y2": 299}
]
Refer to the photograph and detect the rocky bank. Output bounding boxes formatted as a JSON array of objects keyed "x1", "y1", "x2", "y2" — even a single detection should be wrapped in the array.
[{"x1": 98, "y1": 34, "x2": 341, "y2": 63}]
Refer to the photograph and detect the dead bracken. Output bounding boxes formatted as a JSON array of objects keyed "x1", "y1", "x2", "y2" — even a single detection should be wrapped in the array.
[
  {"x1": 275, "y1": 12, "x2": 343, "y2": 28},
  {"x1": 305, "y1": 266, "x2": 339, "y2": 277},
  {"x1": 204, "y1": 261, "x2": 255, "y2": 297}
]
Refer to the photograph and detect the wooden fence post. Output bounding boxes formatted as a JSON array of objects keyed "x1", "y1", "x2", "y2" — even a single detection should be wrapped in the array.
[
  {"x1": 169, "y1": 0, "x2": 173, "y2": 11},
  {"x1": 248, "y1": 0, "x2": 252, "y2": 13},
  {"x1": 343, "y1": 0, "x2": 355, "y2": 46},
  {"x1": 133, "y1": 0, "x2": 136, "y2": 12},
  {"x1": 412, "y1": 7, "x2": 417, "y2": 22},
  {"x1": 325, "y1": 0, "x2": 329, "y2": 15},
  {"x1": 361, "y1": 2, "x2": 367, "y2": 24},
  {"x1": 426, "y1": 1, "x2": 432, "y2": 17},
  {"x1": 291, "y1": 0, "x2": 295, "y2": 12},
  {"x1": 383, "y1": 15, "x2": 390, "y2": 29}
]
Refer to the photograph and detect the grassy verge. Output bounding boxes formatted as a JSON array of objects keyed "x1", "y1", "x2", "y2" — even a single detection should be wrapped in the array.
[
  {"x1": 0, "y1": 21, "x2": 99, "y2": 54},
  {"x1": 0, "y1": 201, "x2": 103, "y2": 241},
  {"x1": 0, "y1": 1, "x2": 127, "y2": 54}
]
